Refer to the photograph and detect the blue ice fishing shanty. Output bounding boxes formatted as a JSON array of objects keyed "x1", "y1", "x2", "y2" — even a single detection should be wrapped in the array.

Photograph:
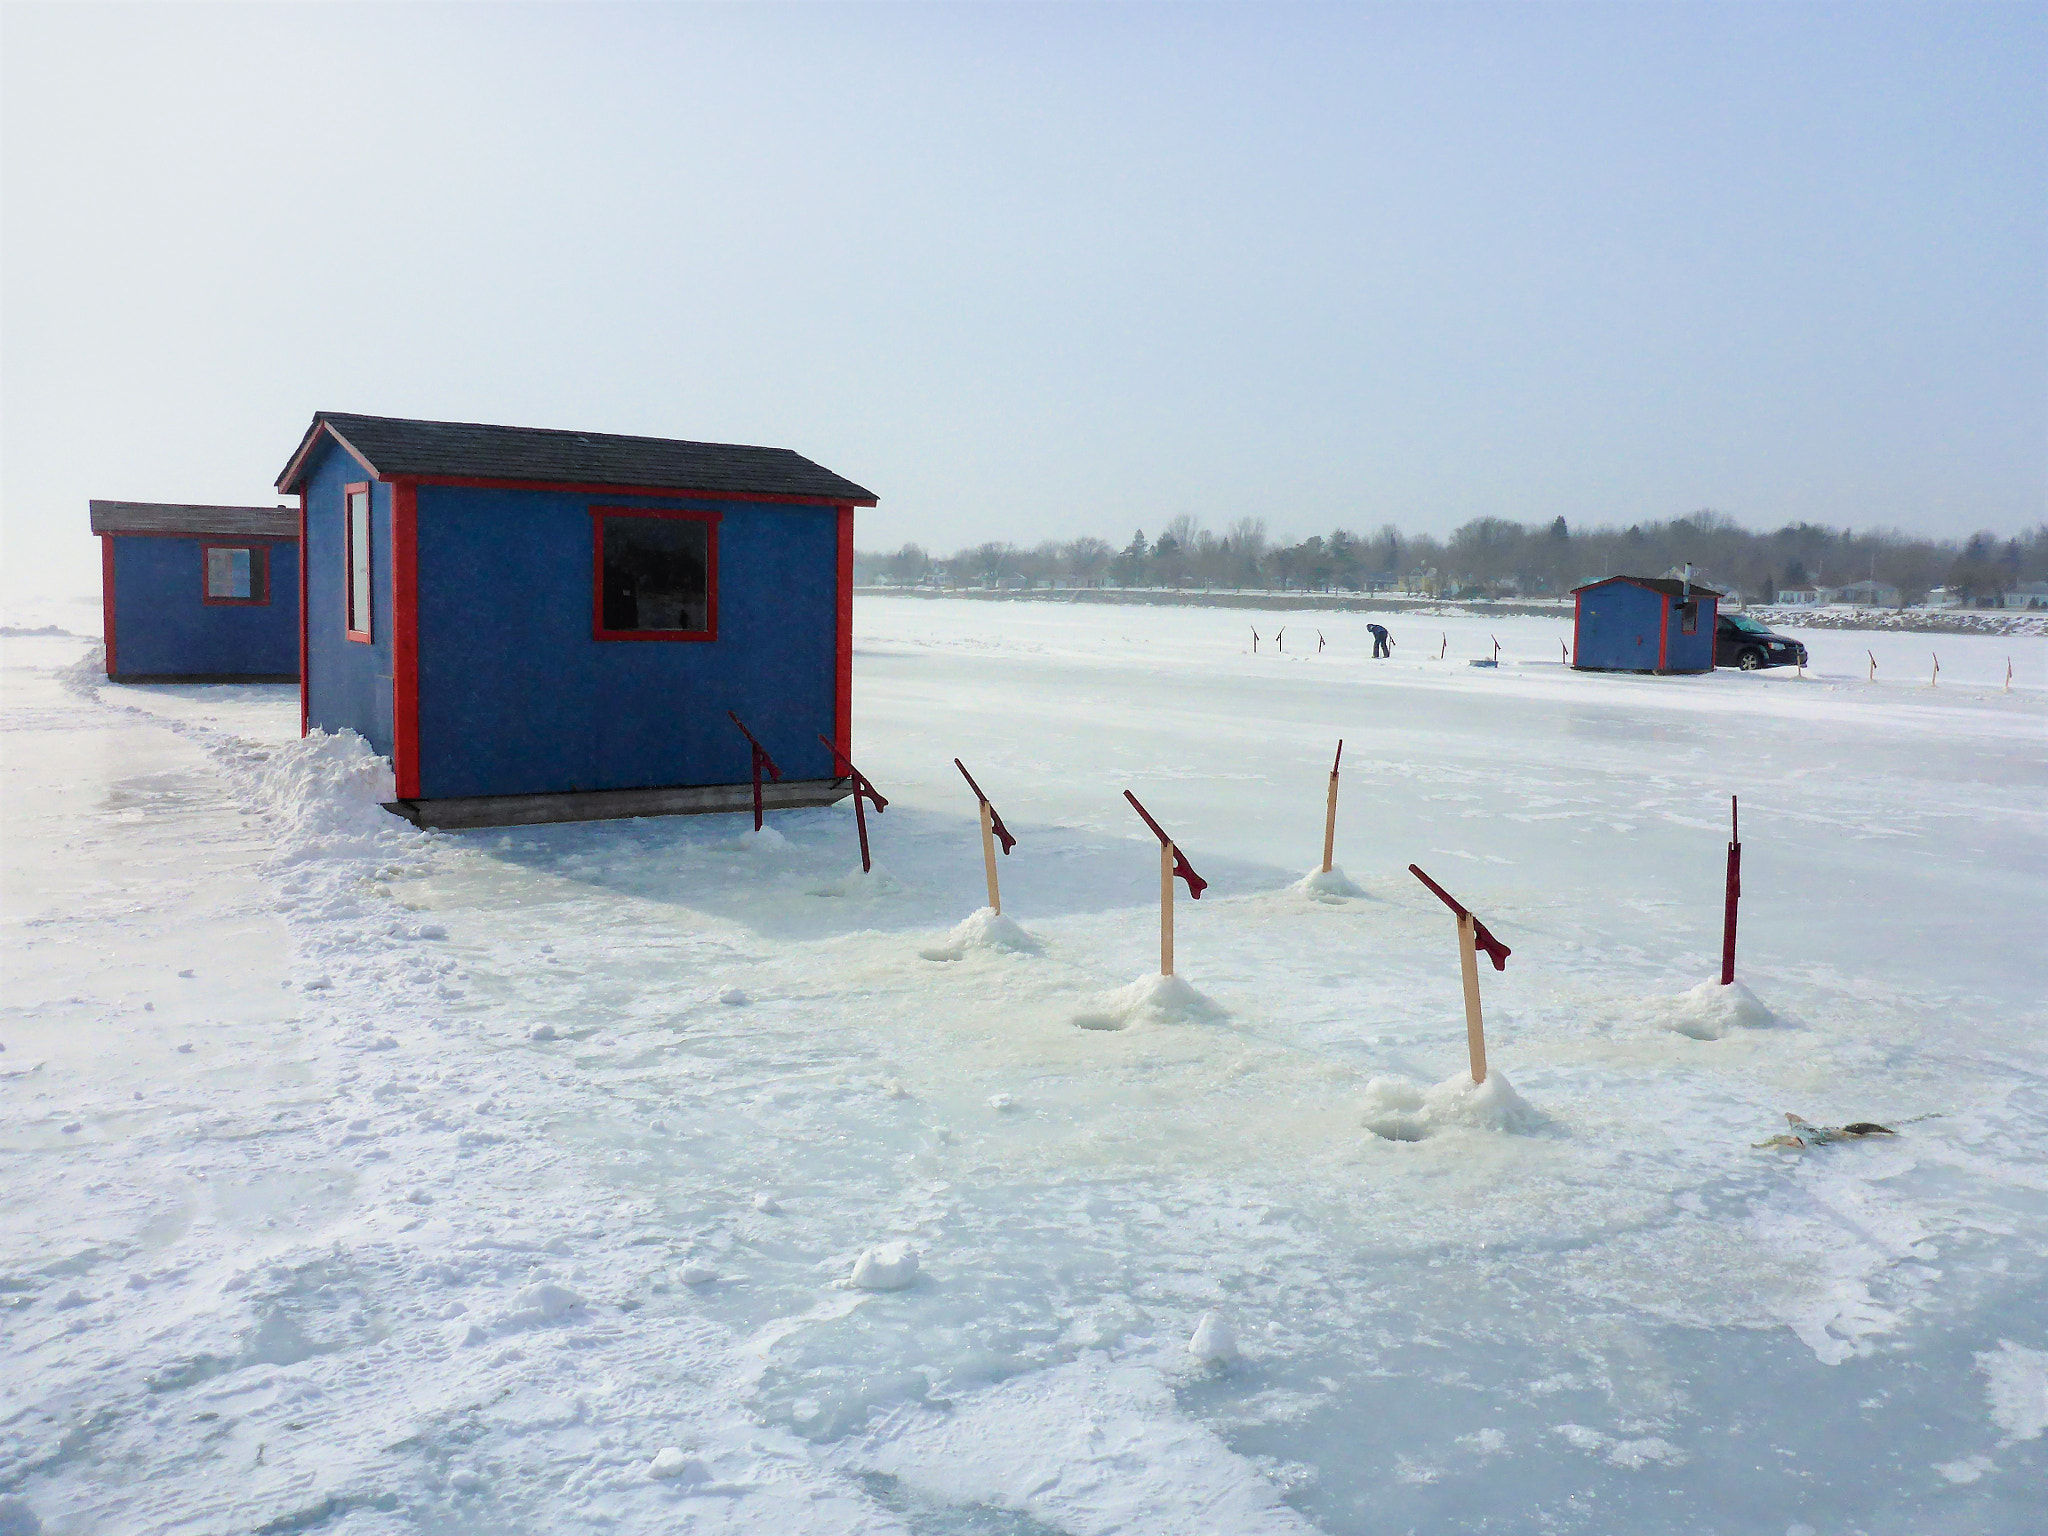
[
  {"x1": 91, "y1": 500, "x2": 301, "y2": 683},
  {"x1": 276, "y1": 412, "x2": 878, "y2": 829},
  {"x1": 1570, "y1": 575, "x2": 1722, "y2": 674}
]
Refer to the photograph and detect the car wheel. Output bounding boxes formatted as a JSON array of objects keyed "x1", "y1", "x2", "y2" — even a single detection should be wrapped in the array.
[{"x1": 1738, "y1": 648, "x2": 1765, "y2": 670}]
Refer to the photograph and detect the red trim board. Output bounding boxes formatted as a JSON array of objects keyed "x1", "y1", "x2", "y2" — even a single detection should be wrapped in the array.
[
  {"x1": 1657, "y1": 593, "x2": 1671, "y2": 671},
  {"x1": 298, "y1": 494, "x2": 309, "y2": 737},
  {"x1": 1570, "y1": 595, "x2": 1582, "y2": 669},
  {"x1": 411, "y1": 473, "x2": 874, "y2": 508},
  {"x1": 392, "y1": 479, "x2": 420, "y2": 799},
  {"x1": 589, "y1": 506, "x2": 720, "y2": 642},
  {"x1": 100, "y1": 535, "x2": 117, "y2": 677},
  {"x1": 835, "y1": 504, "x2": 854, "y2": 758}
]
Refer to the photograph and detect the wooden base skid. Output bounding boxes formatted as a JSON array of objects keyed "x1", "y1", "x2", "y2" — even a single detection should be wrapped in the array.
[
  {"x1": 386, "y1": 778, "x2": 854, "y2": 830},
  {"x1": 110, "y1": 672, "x2": 300, "y2": 684}
]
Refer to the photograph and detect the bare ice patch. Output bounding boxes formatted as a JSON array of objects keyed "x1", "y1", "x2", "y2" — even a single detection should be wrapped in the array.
[
  {"x1": 1073, "y1": 972, "x2": 1226, "y2": 1031},
  {"x1": 1361, "y1": 1070, "x2": 1544, "y2": 1141},
  {"x1": 919, "y1": 906, "x2": 1043, "y2": 961},
  {"x1": 1653, "y1": 978, "x2": 1777, "y2": 1040},
  {"x1": 811, "y1": 864, "x2": 905, "y2": 898},
  {"x1": 1293, "y1": 864, "x2": 1367, "y2": 902}
]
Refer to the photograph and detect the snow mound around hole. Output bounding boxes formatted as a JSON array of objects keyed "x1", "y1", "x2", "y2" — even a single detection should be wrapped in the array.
[
  {"x1": 1656, "y1": 978, "x2": 1777, "y2": 1040},
  {"x1": 919, "y1": 906, "x2": 1042, "y2": 961},
  {"x1": 811, "y1": 864, "x2": 905, "y2": 898},
  {"x1": 1362, "y1": 1070, "x2": 1543, "y2": 1140},
  {"x1": 1188, "y1": 1310, "x2": 1239, "y2": 1365},
  {"x1": 1294, "y1": 864, "x2": 1367, "y2": 901},
  {"x1": 1073, "y1": 972, "x2": 1226, "y2": 1031},
  {"x1": 847, "y1": 1240, "x2": 919, "y2": 1290},
  {"x1": 733, "y1": 825, "x2": 790, "y2": 853}
]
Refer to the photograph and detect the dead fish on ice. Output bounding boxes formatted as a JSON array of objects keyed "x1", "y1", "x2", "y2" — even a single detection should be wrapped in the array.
[{"x1": 1754, "y1": 1113, "x2": 1898, "y2": 1151}]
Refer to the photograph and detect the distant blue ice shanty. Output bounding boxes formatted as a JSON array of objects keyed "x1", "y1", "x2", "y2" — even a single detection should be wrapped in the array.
[
  {"x1": 91, "y1": 500, "x2": 301, "y2": 683},
  {"x1": 1570, "y1": 575, "x2": 1722, "y2": 674},
  {"x1": 275, "y1": 412, "x2": 878, "y2": 829}
]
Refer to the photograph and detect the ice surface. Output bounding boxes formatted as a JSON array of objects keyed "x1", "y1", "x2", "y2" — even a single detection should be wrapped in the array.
[{"x1": 3, "y1": 608, "x2": 2044, "y2": 1535}]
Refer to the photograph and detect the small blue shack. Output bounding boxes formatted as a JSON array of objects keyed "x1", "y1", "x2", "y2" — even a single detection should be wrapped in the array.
[
  {"x1": 276, "y1": 412, "x2": 878, "y2": 829},
  {"x1": 91, "y1": 500, "x2": 301, "y2": 683},
  {"x1": 1571, "y1": 575, "x2": 1722, "y2": 674}
]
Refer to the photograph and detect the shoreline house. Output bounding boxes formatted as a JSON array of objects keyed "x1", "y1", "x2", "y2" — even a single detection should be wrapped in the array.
[
  {"x1": 91, "y1": 500, "x2": 300, "y2": 682},
  {"x1": 277, "y1": 412, "x2": 877, "y2": 829},
  {"x1": 1571, "y1": 575, "x2": 1722, "y2": 674}
]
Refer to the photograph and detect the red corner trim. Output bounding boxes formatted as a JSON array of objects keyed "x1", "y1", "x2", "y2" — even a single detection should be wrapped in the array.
[
  {"x1": 298, "y1": 494, "x2": 309, "y2": 736},
  {"x1": 1570, "y1": 592, "x2": 1582, "y2": 669},
  {"x1": 1657, "y1": 593, "x2": 1671, "y2": 671},
  {"x1": 100, "y1": 535, "x2": 117, "y2": 677},
  {"x1": 393, "y1": 479, "x2": 421, "y2": 799},
  {"x1": 835, "y1": 504, "x2": 854, "y2": 757},
  {"x1": 589, "y1": 506, "x2": 721, "y2": 642},
  {"x1": 413, "y1": 472, "x2": 874, "y2": 508}
]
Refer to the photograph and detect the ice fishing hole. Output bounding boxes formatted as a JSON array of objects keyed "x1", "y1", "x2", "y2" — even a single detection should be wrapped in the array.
[{"x1": 1072, "y1": 1014, "x2": 1125, "y2": 1032}]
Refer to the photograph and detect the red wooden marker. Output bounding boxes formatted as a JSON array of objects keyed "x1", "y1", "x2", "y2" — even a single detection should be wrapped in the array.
[
  {"x1": 819, "y1": 734, "x2": 887, "y2": 873},
  {"x1": 1408, "y1": 863, "x2": 1511, "y2": 1082},
  {"x1": 728, "y1": 711, "x2": 781, "y2": 831},
  {"x1": 1125, "y1": 791, "x2": 1207, "y2": 976},
  {"x1": 1720, "y1": 795, "x2": 1741, "y2": 986}
]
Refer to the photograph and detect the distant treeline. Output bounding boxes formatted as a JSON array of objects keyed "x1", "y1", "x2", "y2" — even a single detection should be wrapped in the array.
[{"x1": 858, "y1": 512, "x2": 2048, "y2": 606}]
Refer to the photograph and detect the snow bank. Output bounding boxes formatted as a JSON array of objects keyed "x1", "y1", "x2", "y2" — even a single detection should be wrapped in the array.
[
  {"x1": 848, "y1": 1241, "x2": 920, "y2": 1290},
  {"x1": 1655, "y1": 978, "x2": 1777, "y2": 1039},
  {"x1": 1294, "y1": 864, "x2": 1366, "y2": 901},
  {"x1": 1073, "y1": 972, "x2": 1226, "y2": 1030},
  {"x1": 1361, "y1": 1069, "x2": 1544, "y2": 1140},
  {"x1": 245, "y1": 729, "x2": 418, "y2": 870},
  {"x1": 1979, "y1": 1340, "x2": 2048, "y2": 1444},
  {"x1": 919, "y1": 906, "x2": 1042, "y2": 961}
]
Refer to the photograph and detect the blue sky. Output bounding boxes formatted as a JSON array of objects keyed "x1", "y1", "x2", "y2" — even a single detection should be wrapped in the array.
[{"x1": 3, "y1": 2, "x2": 2041, "y2": 603}]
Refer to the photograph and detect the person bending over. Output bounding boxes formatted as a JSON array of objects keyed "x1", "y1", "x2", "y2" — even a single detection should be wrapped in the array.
[{"x1": 1367, "y1": 623, "x2": 1393, "y2": 659}]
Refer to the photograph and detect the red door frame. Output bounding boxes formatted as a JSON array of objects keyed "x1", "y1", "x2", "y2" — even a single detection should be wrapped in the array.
[
  {"x1": 835, "y1": 504, "x2": 854, "y2": 760},
  {"x1": 100, "y1": 536, "x2": 117, "y2": 677}
]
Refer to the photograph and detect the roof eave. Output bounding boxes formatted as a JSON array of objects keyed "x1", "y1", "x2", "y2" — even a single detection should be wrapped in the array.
[{"x1": 276, "y1": 416, "x2": 381, "y2": 493}]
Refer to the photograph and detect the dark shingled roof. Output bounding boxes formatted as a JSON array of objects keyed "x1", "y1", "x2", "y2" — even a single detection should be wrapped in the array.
[
  {"x1": 278, "y1": 412, "x2": 877, "y2": 504},
  {"x1": 1570, "y1": 575, "x2": 1725, "y2": 599},
  {"x1": 90, "y1": 501, "x2": 298, "y2": 538}
]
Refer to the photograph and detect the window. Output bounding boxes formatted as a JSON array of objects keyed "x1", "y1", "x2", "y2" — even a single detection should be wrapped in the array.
[
  {"x1": 202, "y1": 544, "x2": 269, "y2": 605},
  {"x1": 1679, "y1": 600, "x2": 1699, "y2": 635},
  {"x1": 592, "y1": 508, "x2": 718, "y2": 640},
  {"x1": 345, "y1": 484, "x2": 373, "y2": 640}
]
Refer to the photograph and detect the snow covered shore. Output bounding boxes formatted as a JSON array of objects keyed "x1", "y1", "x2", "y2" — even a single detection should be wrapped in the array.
[{"x1": 3, "y1": 602, "x2": 2043, "y2": 1534}]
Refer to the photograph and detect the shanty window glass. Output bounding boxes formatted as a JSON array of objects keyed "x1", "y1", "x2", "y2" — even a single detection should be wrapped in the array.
[
  {"x1": 346, "y1": 487, "x2": 373, "y2": 639},
  {"x1": 594, "y1": 510, "x2": 716, "y2": 639},
  {"x1": 1679, "y1": 601, "x2": 1699, "y2": 635},
  {"x1": 203, "y1": 545, "x2": 267, "y2": 604}
]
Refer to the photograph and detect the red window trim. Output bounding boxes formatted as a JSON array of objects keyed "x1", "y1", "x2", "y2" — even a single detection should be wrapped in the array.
[
  {"x1": 199, "y1": 542, "x2": 272, "y2": 606},
  {"x1": 344, "y1": 481, "x2": 374, "y2": 643},
  {"x1": 591, "y1": 505, "x2": 720, "y2": 642}
]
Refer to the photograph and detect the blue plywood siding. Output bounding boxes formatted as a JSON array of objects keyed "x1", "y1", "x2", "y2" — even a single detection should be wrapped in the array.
[
  {"x1": 412, "y1": 484, "x2": 837, "y2": 800},
  {"x1": 1574, "y1": 581, "x2": 1667, "y2": 672},
  {"x1": 301, "y1": 440, "x2": 395, "y2": 754},
  {"x1": 108, "y1": 534, "x2": 299, "y2": 678}
]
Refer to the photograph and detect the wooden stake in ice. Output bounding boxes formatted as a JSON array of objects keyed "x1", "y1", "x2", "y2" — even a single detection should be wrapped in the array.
[
  {"x1": 1867, "y1": 649, "x2": 1877, "y2": 681},
  {"x1": 1276, "y1": 627, "x2": 1286, "y2": 653},
  {"x1": 954, "y1": 758, "x2": 1016, "y2": 915},
  {"x1": 1321, "y1": 739, "x2": 1343, "y2": 874},
  {"x1": 1720, "y1": 794, "x2": 1742, "y2": 986},
  {"x1": 1439, "y1": 633, "x2": 1448, "y2": 660},
  {"x1": 1408, "y1": 864, "x2": 1512, "y2": 1084},
  {"x1": 1491, "y1": 635, "x2": 1501, "y2": 665},
  {"x1": 819, "y1": 735, "x2": 888, "y2": 872},
  {"x1": 1125, "y1": 791, "x2": 1208, "y2": 977},
  {"x1": 728, "y1": 711, "x2": 782, "y2": 832},
  {"x1": 1931, "y1": 652, "x2": 1940, "y2": 688},
  {"x1": 2006, "y1": 656, "x2": 2014, "y2": 693},
  {"x1": 1251, "y1": 626, "x2": 1261, "y2": 654},
  {"x1": 1317, "y1": 630, "x2": 1326, "y2": 653},
  {"x1": 1560, "y1": 639, "x2": 1568, "y2": 664}
]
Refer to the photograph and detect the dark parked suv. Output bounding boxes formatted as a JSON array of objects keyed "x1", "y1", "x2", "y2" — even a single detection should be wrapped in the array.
[{"x1": 1716, "y1": 613, "x2": 1809, "y2": 670}]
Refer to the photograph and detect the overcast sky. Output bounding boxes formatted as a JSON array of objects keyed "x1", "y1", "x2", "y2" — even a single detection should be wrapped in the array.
[{"x1": 3, "y1": 2, "x2": 2042, "y2": 607}]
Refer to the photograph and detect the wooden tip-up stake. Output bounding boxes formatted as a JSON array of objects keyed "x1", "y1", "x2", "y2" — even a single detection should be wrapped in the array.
[
  {"x1": 1491, "y1": 635, "x2": 1501, "y2": 664},
  {"x1": 819, "y1": 735, "x2": 887, "y2": 872},
  {"x1": 1251, "y1": 626, "x2": 1260, "y2": 654},
  {"x1": 1408, "y1": 863, "x2": 1511, "y2": 1083},
  {"x1": 728, "y1": 711, "x2": 783, "y2": 831},
  {"x1": 1125, "y1": 791, "x2": 1207, "y2": 977},
  {"x1": 1439, "y1": 633, "x2": 1448, "y2": 660},
  {"x1": 1720, "y1": 794, "x2": 1741, "y2": 986},
  {"x1": 1321, "y1": 739, "x2": 1343, "y2": 874},
  {"x1": 1867, "y1": 649, "x2": 1877, "y2": 681},
  {"x1": 1931, "y1": 652, "x2": 1940, "y2": 688},
  {"x1": 954, "y1": 758, "x2": 1016, "y2": 914}
]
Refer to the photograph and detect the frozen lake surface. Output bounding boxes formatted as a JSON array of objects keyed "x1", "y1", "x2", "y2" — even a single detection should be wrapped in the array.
[{"x1": 3, "y1": 599, "x2": 2044, "y2": 1535}]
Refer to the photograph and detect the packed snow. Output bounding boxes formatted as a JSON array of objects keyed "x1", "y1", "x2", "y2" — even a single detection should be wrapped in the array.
[{"x1": 2, "y1": 597, "x2": 2044, "y2": 1535}]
